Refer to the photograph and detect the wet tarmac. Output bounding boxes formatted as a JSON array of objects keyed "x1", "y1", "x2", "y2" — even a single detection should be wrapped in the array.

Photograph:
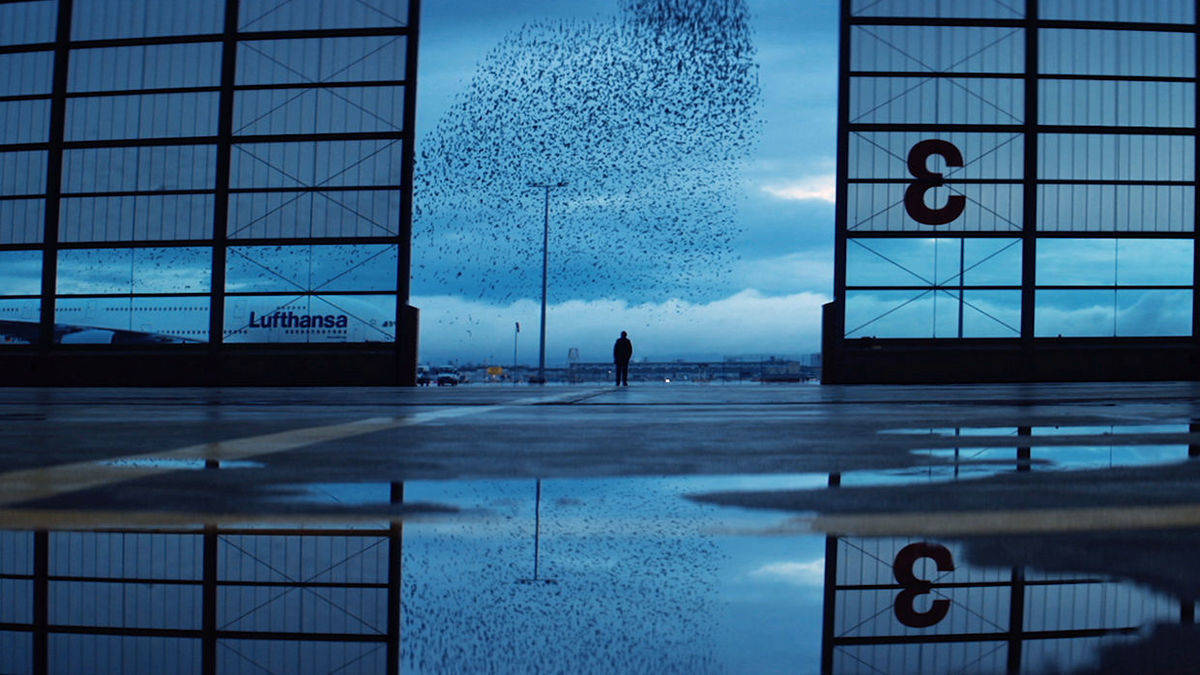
[{"x1": 4, "y1": 382, "x2": 1200, "y2": 672}]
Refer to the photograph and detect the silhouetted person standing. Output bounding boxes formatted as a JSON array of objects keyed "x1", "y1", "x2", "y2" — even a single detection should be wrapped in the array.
[{"x1": 613, "y1": 331, "x2": 633, "y2": 386}]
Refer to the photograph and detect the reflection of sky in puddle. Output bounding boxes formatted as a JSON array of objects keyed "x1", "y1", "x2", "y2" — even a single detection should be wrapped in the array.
[
  {"x1": 920, "y1": 445, "x2": 1190, "y2": 475},
  {"x1": 1034, "y1": 424, "x2": 1191, "y2": 436},
  {"x1": 881, "y1": 427, "x2": 1024, "y2": 436},
  {"x1": 0, "y1": 472, "x2": 1188, "y2": 673},
  {"x1": 869, "y1": 425, "x2": 1197, "y2": 483},
  {"x1": 882, "y1": 424, "x2": 1190, "y2": 437},
  {"x1": 97, "y1": 458, "x2": 264, "y2": 470},
  {"x1": 395, "y1": 476, "x2": 1181, "y2": 673},
  {"x1": 401, "y1": 475, "x2": 838, "y2": 672}
]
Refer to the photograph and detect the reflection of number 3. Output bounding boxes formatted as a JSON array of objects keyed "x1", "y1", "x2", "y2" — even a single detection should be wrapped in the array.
[
  {"x1": 904, "y1": 139, "x2": 966, "y2": 226},
  {"x1": 892, "y1": 542, "x2": 955, "y2": 628}
]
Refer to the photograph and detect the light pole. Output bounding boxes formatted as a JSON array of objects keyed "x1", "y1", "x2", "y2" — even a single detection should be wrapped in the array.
[
  {"x1": 527, "y1": 181, "x2": 567, "y2": 384},
  {"x1": 516, "y1": 478, "x2": 556, "y2": 585}
]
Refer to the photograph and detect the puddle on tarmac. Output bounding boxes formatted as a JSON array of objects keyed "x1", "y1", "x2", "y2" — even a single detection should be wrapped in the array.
[
  {"x1": 883, "y1": 426, "x2": 1026, "y2": 436},
  {"x1": 97, "y1": 458, "x2": 265, "y2": 470},
  {"x1": 1, "y1": 474, "x2": 1197, "y2": 673},
  {"x1": 918, "y1": 444, "x2": 1188, "y2": 475},
  {"x1": 882, "y1": 424, "x2": 1191, "y2": 437},
  {"x1": 867, "y1": 424, "x2": 1198, "y2": 483}
]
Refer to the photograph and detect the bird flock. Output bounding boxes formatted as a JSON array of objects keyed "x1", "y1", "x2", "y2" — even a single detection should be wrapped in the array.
[
  {"x1": 402, "y1": 478, "x2": 722, "y2": 671},
  {"x1": 414, "y1": 0, "x2": 761, "y2": 306}
]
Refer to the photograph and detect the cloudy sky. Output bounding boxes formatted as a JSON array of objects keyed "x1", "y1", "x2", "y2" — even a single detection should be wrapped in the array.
[
  {"x1": 402, "y1": 473, "x2": 827, "y2": 670},
  {"x1": 412, "y1": 0, "x2": 838, "y2": 365}
]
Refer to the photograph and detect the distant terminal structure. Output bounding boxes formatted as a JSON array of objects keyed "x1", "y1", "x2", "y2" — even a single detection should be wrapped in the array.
[
  {"x1": 823, "y1": 0, "x2": 1200, "y2": 382},
  {"x1": 570, "y1": 358, "x2": 819, "y2": 384},
  {"x1": 0, "y1": 0, "x2": 420, "y2": 385},
  {"x1": 490, "y1": 357, "x2": 820, "y2": 384}
]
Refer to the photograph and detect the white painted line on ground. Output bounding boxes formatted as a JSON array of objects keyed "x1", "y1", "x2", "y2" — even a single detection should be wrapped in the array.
[{"x1": 0, "y1": 388, "x2": 604, "y2": 509}]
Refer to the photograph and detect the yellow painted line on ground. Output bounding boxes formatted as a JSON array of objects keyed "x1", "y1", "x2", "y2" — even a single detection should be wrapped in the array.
[
  {"x1": 0, "y1": 389, "x2": 599, "y2": 509},
  {"x1": 744, "y1": 503, "x2": 1200, "y2": 537}
]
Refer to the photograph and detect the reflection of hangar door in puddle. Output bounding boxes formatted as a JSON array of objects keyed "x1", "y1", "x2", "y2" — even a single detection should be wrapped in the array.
[{"x1": 818, "y1": 536, "x2": 1171, "y2": 674}]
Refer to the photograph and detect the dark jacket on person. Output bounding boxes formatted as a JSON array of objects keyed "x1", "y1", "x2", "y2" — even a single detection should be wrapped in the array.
[{"x1": 614, "y1": 337, "x2": 633, "y2": 364}]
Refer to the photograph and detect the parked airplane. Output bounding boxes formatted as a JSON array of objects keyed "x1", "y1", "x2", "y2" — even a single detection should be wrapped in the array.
[{"x1": 0, "y1": 320, "x2": 201, "y2": 345}]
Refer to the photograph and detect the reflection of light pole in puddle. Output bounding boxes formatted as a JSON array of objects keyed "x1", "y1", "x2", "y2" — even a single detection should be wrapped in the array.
[
  {"x1": 517, "y1": 478, "x2": 557, "y2": 584},
  {"x1": 527, "y1": 181, "x2": 567, "y2": 384}
]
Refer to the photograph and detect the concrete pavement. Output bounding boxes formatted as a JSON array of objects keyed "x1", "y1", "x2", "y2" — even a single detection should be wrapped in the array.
[{"x1": 1, "y1": 381, "x2": 1200, "y2": 521}]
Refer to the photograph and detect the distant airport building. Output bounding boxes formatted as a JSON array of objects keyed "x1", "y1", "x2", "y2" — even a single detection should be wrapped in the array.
[
  {"x1": 0, "y1": 0, "x2": 420, "y2": 384},
  {"x1": 823, "y1": 0, "x2": 1200, "y2": 382}
]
